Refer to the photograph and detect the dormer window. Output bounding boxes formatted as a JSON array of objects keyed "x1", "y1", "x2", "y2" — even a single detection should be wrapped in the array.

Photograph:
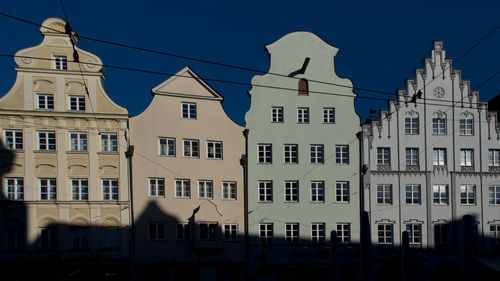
[
  {"x1": 298, "y1": 79, "x2": 308, "y2": 95},
  {"x1": 53, "y1": 55, "x2": 67, "y2": 70}
]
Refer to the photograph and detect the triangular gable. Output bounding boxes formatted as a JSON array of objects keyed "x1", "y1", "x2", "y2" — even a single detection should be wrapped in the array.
[{"x1": 151, "y1": 66, "x2": 223, "y2": 101}]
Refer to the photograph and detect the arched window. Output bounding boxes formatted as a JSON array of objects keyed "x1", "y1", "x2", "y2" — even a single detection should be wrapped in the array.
[
  {"x1": 4, "y1": 218, "x2": 25, "y2": 250},
  {"x1": 432, "y1": 111, "x2": 447, "y2": 135},
  {"x1": 298, "y1": 79, "x2": 308, "y2": 95}
]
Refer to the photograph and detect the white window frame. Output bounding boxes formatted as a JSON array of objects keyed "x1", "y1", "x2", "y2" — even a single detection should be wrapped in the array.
[
  {"x1": 100, "y1": 133, "x2": 118, "y2": 152},
  {"x1": 459, "y1": 116, "x2": 473, "y2": 136},
  {"x1": 433, "y1": 185, "x2": 449, "y2": 205},
  {"x1": 323, "y1": 107, "x2": 335, "y2": 123},
  {"x1": 378, "y1": 224, "x2": 393, "y2": 246},
  {"x1": 490, "y1": 224, "x2": 500, "y2": 246},
  {"x1": 285, "y1": 223, "x2": 299, "y2": 244},
  {"x1": 377, "y1": 147, "x2": 390, "y2": 166},
  {"x1": 6, "y1": 178, "x2": 24, "y2": 200},
  {"x1": 460, "y1": 185, "x2": 476, "y2": 205},
  {"x1": 311, "y1": 223, "x2": 325, "y2": 243},
  {"x1": 335, "y1": 145, "x2": 349, "y2": 164},
  {"x1": 181, "y1": 102, "x2": 197, "y2": 119},
  {"x1": 311, "y1": 181, "x2": 324, "y2": 202},
  {"x1": 38, "y1": 131, "x2": 56, "y2": 151},
  {"x1": 405, "y1": 184, "x2": 421, "y2": 205},
  {"x1": 460, "y1": 149, "x2": 474, "y2": 167},
  {"x1": 3, "y1": 130, "x2": 23, "y2": 150},
  {"x1": 71, "y1": 179, "x2": 88, "y2": 201},
  {"x1": 434, "y1": 223, "x2": 450, "y2": 247},
  {"x1": 258, "y1": 181, "x2": 272, "y2": 202},
  {"x1": 257, "y1": 144, "x2": 272, "y2": 164},
  {"x1": 183, "y1": 139, "x2": 199, "y2": 158},
  {"x1": 271, "y1": 107, "x2": 283, "y2": 123},
  {"x1": 376, "y1": 184, "x2": 392, "y2": 204},
  {"x1": 259, "y1": 223, "x2": 273, "y2": 244},
  {"x1": 69, "y1": 132, "x2": 87, "y2": 152},
  {"x1": 40, "y1": 227, "x2": 57, "y2": 249},
  {"x1": 405, "y1": 148, "x2": 419, "y2": 166},
  {"x1": 336, "y1": 181, "x2": 349, "y2": 202},
  {"x1": 489, "y1": 186, "x2": 500, "y2": 205},
  {"x1": 198, "y1": 180, "x2": 213, "y2": 199},
  {"x1": 404, "y1": 116, "x2": 419, "y2": 135},
  {"x1": 223, "y1": 224, "x2": 238, "y2": 241},
  {"x1": 284, "y1": 181, "x2": 299, "y2": 202},
  {"x1": 284, "y1": 144, "x2": 298, "y2": 164},
  {"x1": 175, "y1": 179, "x2": 190, "y2": 198},
  {"x1": 207, "y1": 141, "x2": 222, "y2": 159},
  {"x1": 148, "y1": 223, "x2": 166, "y2": 240},
  {"x1": 297, "y1": 107, "x2": 309, "y2": 123},
  {"x1": 68, "y1": 95, "x2": 85, "y2": 111},
  {"x1": 40, "y1": 178, "x2": 56, "y2": 201},
  {"x1": 406, "y1": 223, "x2": 422, "y2": 248},
  {"x1": 53, "y1": 55, "x2": 67, "y2": 70},
  {"x1": 432, "y1": 117, "x2": 446, "y2": 135},
  {"x1": 433, "y1": 148, "x2": 446, "y2": 166},
  {"x1": 176, "y1": 223, "x2": 191, "y2": 240},
  {"x1": 102, "y1": 179, "x2": 118, "y2": 201},
  {"x1": 149, "y1": 178, "x2": 165, "y2": 197},
  {"x1": 336, "y1": 223, "x2": 350, "y2": 244},
  {"x1": 158, "y1": 137, "x2": 175, "y2": 156},
  {"x1": 222, "y1": 181, "x2": 236, "y2": 200},
  {"x1": 489, "y1": 149, "x2": 500, "y2": 167},
  {"x1": 310, "y1": 144, "x2": 324, "y2": 164},
  {"x1": 37, "y1": 94, "x2": 54, "y2": 110},
  {"x1": 199, "y1": 222, "x2": 218, "y2": 240}
]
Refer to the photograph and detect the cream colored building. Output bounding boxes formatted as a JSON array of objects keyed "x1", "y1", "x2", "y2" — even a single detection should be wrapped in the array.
[
  {"x1": 0, "y1": 18, "x2": 130, "y2": 279},
  {"x1": 130, "y1": 66, "x2": 245, "y2": 280}
]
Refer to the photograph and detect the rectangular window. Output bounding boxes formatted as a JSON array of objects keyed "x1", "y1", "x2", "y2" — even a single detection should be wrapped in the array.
[
  {"x1": 258, "y1": 181, "x2": 272, "y2": 202},
  {"x1": 175, "y1": 179, "x2": 190, "y2": 198},
  {"x1": 271, "y1": 107, "x2": 283, "y2": 123},
  {"x1": 335, "y1": 145, "x2": 349, "y2": 164},
  {"x1": 71, "y1": 179, "x2": 88, "y2": 201},
  {"x1": 489, "y1": 186, "x2": 500, "y2": 205},
  {"x1": 72, "y1": 227, "x2": 89, "y2": 249},
  {"x1": 53, "y1": 55, "x2": 67, "y2": 70},
  {"x1": 69, "y1": 132, "x2": 87, "y2": 152},
  {"x1": 336, "y1": 181, "x2": 349, "y2": 202},
  {"x1": 377, "y1": 147, "x2": 390, "y2": 166},
  {"x1": 101, "y1": 133, "x2": 118, "y2": 152},
  {"x1": 284, "y1": 181, "x2": 299, "y2": 202},
  {"x1": 37, "y1": 94, "x2": 54, "y2": 110},
  {"x1": 148, "y1": 223, "x2": 166, "y2": 240},
  {"x1": 459, "y1": 118, "x2": 473, "y2": 135},
  {"x1": 222, "y1": 182, "x2": 236, "y2": 200},
  {"x1": 434, "y1": 224, "x2": 450, "y2": 247},
  {"x1": 285, "y1": 223, "x2": 299, "y2": 244},
  {"x1": 433, "y1": 185, "x2": 449, "y2": 205},
  {"x1": 490, "y1": 225, "x2": 500, "y2": 246},
  {"x1": 284, "y1": 144, "x2": 298, "y2": 164},
  {"x1": 158, "y1": 137, "x2": 175, "y2": 156},
  {"x1": 297, "y1": 107, "x2": 309, "y2": 123},
  {"x1": 460, "y1": 185, "x2": 476, "y2": 205},
  {"x1": 102, "y1": 179, "x2": 118, "y2": 200},
  {"x1": 183, "y1": 139, "x2": 199, "y2": 157},
  {"x1": 3, "y1": 130, "x2": 23, "y2": 150},
  {"x1": 259, "y1": 223, "x2": 273, "y2": 244},
  {"x1": 405, "y1": 148, "x2": 419, "y2": 166},
  {"x1": 199, "y1": 222, "x2": 218, "y2": 240},
  {"x1": 198, "y1": 180, "x2": 213, "y2": 199},
  {"x1": 38, "y1": 131, "x2": 56, "y2": 151},
  {"x1": 310, "y1": 145, "x2": 324, "y2": 164},
  {"x1": 376, "y1": 184, "x2": 392, "y2": 204},
  {"x1": 102, "y1": 228, "x2": 120, "y2": 249},
  {"x1": 182, "y1": 102, "x2": 197, "y2": 119},
  {"x1": 6, "y1": 178, "x2": 24, "y2": 200},
  {"x1": 311, "y1": 181, "x2": 325, "y2": 202},
  {"x1": 258, "y1": 144, "x2": 272, "y2": 163},
  {"x1": 176, "y1": 223, "x2": 191, "y2": 240},
  {"x1": 6, "y1": 227, "x2": 24, "y2": 250},
  {"x1": 433, "y1": 148, "x2": 447, "y2": 166},
  {"x1": 223, "y1": 224, "x2": 238, "y2": 241},
  {"x1": 149, "y1": 178, "x2": 165, "y2": 197},
  {"x1": 405, "y1": 185, "x2": 421, "y2": 204},
  {"x1": 207, "y1": 141, "x2": 222, "y2": 159},
  {"x1": 323, "y1": 108, "x2": 335, "y2": 123},
  {"x1": 40, "y1": 227, "x2": 57, "y2": 249},
  {"x1": 311, "y1": 223, "x2": 325, "y2": 243},
  {"x1": 405, "y1": 117, "x2": 419, "y2": 135},
  {"x1": 432, "y1": 118, "x2": 446, "y2": 135},
  {"x1": 336, "y1": 223, "x2": 350, "y2": 244},
  {"x1": 406, "y1": 223, "x2": 422, "y2": 247},
  {"x1": 69, "y1": 96, "x2": 85, "y2": 111},
  {"x1": 378, "y1": 224, "x2": 393, "y2": 246},
  {"x1": 489, "y1": 149, "x2": 500, "y2": 167},
  {"x1": 460, "y1": 149, "x2": 474, "y2": 167},
  {"x1": 40, "y1": 178, "x2": 56, "y2": 201}
]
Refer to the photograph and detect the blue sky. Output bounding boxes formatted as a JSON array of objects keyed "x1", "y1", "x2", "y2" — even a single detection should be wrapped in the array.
[{"x1": 0, "y1": 0, "x2": 498, "y2": 125}]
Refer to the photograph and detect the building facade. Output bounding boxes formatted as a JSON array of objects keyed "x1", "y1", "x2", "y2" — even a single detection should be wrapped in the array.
[
  {"x1": 361, "y1": 41, "x2": 500, "y2": 275},
  {"x1": 245, "y1": 32, "x2": 361, "y2": 279},
  {"x1": 0, "y1": 18, "x2": 130, "y2": 280},
  {"x1": 130, "y1": 66, "x2": 246, "y2": 281}
]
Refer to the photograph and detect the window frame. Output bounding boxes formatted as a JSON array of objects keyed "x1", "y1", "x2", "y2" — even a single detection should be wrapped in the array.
[
  {"x1": 405, "y1": 147, "x2": 419, "y2": 166},
  {"x1": 404, "y1": 116, "x2": 419, "y2": 135},
  {"x1": 489, "y1": 149, "x2": 500, "y2": 167},
  {"x1": 377, "y1": 147, "x2": 390, "y2": 166},
  {"x1": 71, "y1": 179, "x2": 88, "y2": 201},
  {"x1": 284, "y1": 144, "x2": 298, "y2": 164},
  {"x1": 100, "y1": 133, "x2": 118, "y2": 153},
  {"x1": 311, "y1": 223, "x2": 325, "y2": 243},
  {"x1": 3, "y1": 130, "x2": 23, "y2": 150},
  {"x1": 102, "y1": 179, "x2": 119, "y2": 201},
  {"x1": 68, "y1": 95, "x2": 85, "y2": 111},
  {"x1": 199, "y1": 222, "x2": 218, "y2": 241},
  {"x1": 258, "y1": 181, "x2": 273, "y2": 203},
  {"x1": 488, "y1": 186, "x2": 500, "y2": 205},
  {"x1": 323, "y1": 107, "x2": 335, "y2": 124},
  {"x1": 460, "y1": 185, "x2": 476, "y2": 205},
  {"x1": 198, "y1": 180, "x2": 213, "y2": 199},
  {"x1": 37, "y1": 94, "x2": 54, "y2": 110},
  {"x1": 310, "y1": 144, "x2": 324, "y2": 164},
  {"x1": 284, "y1": 181, "x2": 299, "y2": 203},
  {"x1": 285, "y1": 223, "x2": 299, "y2": 244},
  {"x1": 148, "y1": 222, "x2": 166, "y2": 241},
  {"x1": 432, "y1": 117, "x2": 446, "y2": 135},
  {"x1": 460, "y1": 149, "x2": 474, "y2": 167},
  {"x1": 310, "y1": 181, "x2": 325, "y2": 203},
  {"x1": 459, "y1": 116, "x2": 473, "y2": 136},
  {"x1": 336, "y1": 223, "x2": 350, "y2": 244},
  {"x1": 376, "y1": 184, "x2": 392, "y2": 205},
  {"x1": 40, "y1": 227, "x2": 57, "y2": 249},
  {"x1": 433, "y1": 184, "x2": 449, "y2": 205},
  {"x1": 40, "y1": 178, "x2": 57, "y2": 201},
  {"x1": 181, "y1": 102, "x2": 197, "y2": 119},
  {"x1": 206, "y1": 141, "x2": 223, "y2": 159},
  {"x1": 158, "y1": 137, "x2": 176, "y2": 156},
  {"x1": 38, "y1": 131, "x2": 56, "y2": 151},
  {"x1": 433, "y1": 148, "x2": 447, "y2": 166},
  {"x1": 222, "y1": 181, "x2": 236, "y2": 200},
  {"x1": 5, "y1": 178, "x2": 24, "y2": 200},
  {"x1": 335, "y1": 145, "x2": 349, "y2": 164},
  {"x1": 223, "y1": 224, "x2": 238, "y2": 241},
  {"x1": 53, "y1": 55, "x2": 67, "y2": 70},
  {"x1": 69, "y1": 132, "x2": 87, "y2": 152},
  {"x1": 336, "y1": 181, "x2": 349, "y2": 202},
  {"x1": 271, "y1": 107, "x2": 284, "y2": 123},
  {"x1": 257, "y1": 144, "x2": 272, "y2": 164},
  {"x1": 406, "y1": 223, "x2": 422, "y2": 248},
  {"x1": 259, "y1": 223, "x2": 273, "y2": 244},
  {"x1": 377, "y1": 224, "x2": 393, "y2": 246},
  {"x1": 176, "y1": 223, "x2": 191, "y2": 240},
  {"x1": 297, "y1": 107, "x2": 310, "y2": 123},
  {"x1": 183, "y1": 139, "x2": 199, "y2": 158},
  {"x1": 405, "y1": 184, "x2": 421, "y2": 205},
  {"x1": 175, "y1": 179, "x2": 191, "y2": 198},
  {"x1": 149, "y1": 178, "x2": 165, "y2": 198}
]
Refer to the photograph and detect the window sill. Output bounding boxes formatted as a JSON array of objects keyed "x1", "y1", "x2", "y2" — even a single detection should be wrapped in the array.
[
  {"x1": 310, "y1": 201, "x2": 325, "y2": 204},
  {"x1": 98, "y1": 151, "x2": 119, "y2": 155},
  {"x1": 257, "y1": 162, "x2": 272, "y2": 165},
  {"x1": 66, "y1": 151, "x2": 88, "y2": 154},
  {"x1": 34, "y1": 150, "x2": 57, "y2": 153},
  {"x1": 182, "y1": 156, "x2": 200, "y2": 159},
  {"x1": 222, "y1": 198, "x2": 237, "y2": 201},
  {"x1": 174, "y1": 196, "x2": 190, "y2": 199},
  {"x1": 271, "y1": 121, "x2": 284, "y2": 124},
  {"x1": 206, "y1": 158, "x2": 223, "y2": 160},
  {"x1": 198, "y1": 197, "x2": 214, "y2": 200},
  {"x1": 149, "y1": 196, "x2": 165, "y2": 198},
  {"x1": 257, "y1": 201, "x2": 273, "y2": 203}
]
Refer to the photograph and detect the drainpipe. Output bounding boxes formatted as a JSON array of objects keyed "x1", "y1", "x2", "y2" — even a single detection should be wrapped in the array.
[
  {"x1": 125, "y1": 128, "x2": 135, "y2": 280},
  {"x1": 241, "y1": 129, "x2": 249, "y2": 281}
]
